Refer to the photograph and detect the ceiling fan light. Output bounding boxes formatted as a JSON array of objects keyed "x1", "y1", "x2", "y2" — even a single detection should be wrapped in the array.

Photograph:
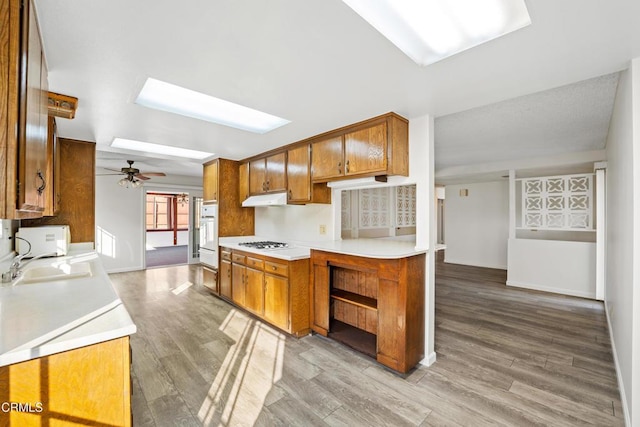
[
  {"x1": 118, "y1": 177, "x2": 130, "y2": 187},
  {"x1": 131, "y1": 179, "x2": 143, "y2": 188}
]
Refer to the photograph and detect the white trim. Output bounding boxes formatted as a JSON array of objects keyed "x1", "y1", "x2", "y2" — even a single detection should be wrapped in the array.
[
  {"x1": 595, "y1": 168, "x2": 606, "y2": 301},
  {"x1": 420, "y1": 351, "x2": 437, "y2": 367},
  {"x1": 506, "y1": 280, "x2": 595, "y2": 299},
  {"x1": 444, "y1": 258, "x2": 507, "y2": 270},
  {"x1": 605, "y1": 303, "x2": 631, "y2": 426}
]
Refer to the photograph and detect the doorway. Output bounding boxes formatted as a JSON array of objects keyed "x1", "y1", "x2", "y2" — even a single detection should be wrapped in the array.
[{"x1": 145, "y1": 192, "x2": 190, "y2": 268}]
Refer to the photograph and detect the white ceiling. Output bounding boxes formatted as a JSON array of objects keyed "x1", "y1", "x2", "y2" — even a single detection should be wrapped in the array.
[{"x1": 33, "y1": 0, "x2": 640, "y2": 179}]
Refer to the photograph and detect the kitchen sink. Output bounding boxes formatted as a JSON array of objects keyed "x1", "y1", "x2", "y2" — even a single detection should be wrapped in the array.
[{"x1": 20, "y1": 262, "x2": 93, "y2": 284}]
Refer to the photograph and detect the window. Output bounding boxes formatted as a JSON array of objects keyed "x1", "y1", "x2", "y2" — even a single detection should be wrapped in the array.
[{"x1": 146, "y1": 193, "x2": 190, "y2": 231}]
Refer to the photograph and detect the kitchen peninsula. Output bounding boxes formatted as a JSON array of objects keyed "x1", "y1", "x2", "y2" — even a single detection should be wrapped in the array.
[{"x1": 218, "y1": 236, "x2": 426, "y2": 373}]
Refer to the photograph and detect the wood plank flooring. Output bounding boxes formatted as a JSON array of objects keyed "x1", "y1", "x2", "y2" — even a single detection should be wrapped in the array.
[{"x1": 108, "y1": 252, "x2": 624, "y2": 426}]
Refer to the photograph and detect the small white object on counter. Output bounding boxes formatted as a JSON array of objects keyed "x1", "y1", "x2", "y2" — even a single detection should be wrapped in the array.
[
  {"x1": 219, "y1": 236, "x2": 426, "y2": 260},
  {"x1": 0, "y1": 247, "x2": 136, "y2": 367}
]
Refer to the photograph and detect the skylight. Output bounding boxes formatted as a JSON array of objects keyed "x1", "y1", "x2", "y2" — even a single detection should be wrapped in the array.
[
  {"x1": 341, "y1": 0, "x2": 531, "y2": 66},
  {"x1": 111, "y1": 138, "x2": 214, "y2": 160},
  {"x1": 135, "y1": 78, "x2": 290, "y2": 134}
]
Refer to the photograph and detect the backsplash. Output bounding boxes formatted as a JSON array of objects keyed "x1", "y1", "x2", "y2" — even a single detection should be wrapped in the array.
[
  {"x1": 254, "y1": 204, "x2": 333, "y2": 242},
  {"x1": 0, "y1": 219, "x2": 19, "y2": 259}
]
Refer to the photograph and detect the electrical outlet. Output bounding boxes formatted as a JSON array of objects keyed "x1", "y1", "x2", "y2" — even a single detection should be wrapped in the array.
[{"x1": 319, "y1": 224, "x2": 327, "y2": 235}]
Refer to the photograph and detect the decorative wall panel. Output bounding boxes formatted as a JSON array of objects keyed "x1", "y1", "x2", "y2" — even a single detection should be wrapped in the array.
[
  {"x1": 520, "y1": 173, "x2": 594, "y2": 231},
  {"x1": 396, "y1": 185, "x2": 416, "y2": 227},
  {"x1": 359, "y1": 188, "x2": 389, "y2": 228}
]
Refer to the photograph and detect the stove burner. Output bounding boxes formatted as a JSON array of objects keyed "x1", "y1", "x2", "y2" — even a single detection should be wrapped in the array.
[{"x1": 238, "y1": 241, "x2": 289, "y2": 250}]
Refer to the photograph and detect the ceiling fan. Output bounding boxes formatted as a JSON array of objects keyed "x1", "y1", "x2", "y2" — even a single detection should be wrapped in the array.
[{"x1": 98, "y1": 160, "x2": 166, "y2": 188}]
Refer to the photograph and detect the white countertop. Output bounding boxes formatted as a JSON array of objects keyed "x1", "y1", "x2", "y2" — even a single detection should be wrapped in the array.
[
  {"x1": 0, "y1": 248, "x2": 136, "y2": 367},
  {"x1": 219, "y1": 236, "x2": 426, "y2": 260}
]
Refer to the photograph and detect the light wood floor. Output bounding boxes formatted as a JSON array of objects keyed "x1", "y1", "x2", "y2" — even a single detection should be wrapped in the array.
[{"x1": 109, "y1": 253, "x2": 624, "y2": 426}]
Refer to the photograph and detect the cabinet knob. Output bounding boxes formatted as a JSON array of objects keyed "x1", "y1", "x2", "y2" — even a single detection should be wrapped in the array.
[
  {"x1": 346, "y1": 160, "x2": 350, "y2": 173},
  {"x1": 288, "y1": 189, "x2": 292, "y2": 200}
]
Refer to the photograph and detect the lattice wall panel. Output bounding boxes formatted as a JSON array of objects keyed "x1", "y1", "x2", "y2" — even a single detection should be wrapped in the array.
[
  {"x1": 396, "y1": 185, "x2": 416, "y2": 227},
  {"x1": 359, "y1": 188, "x2": 389, "y2": 228},
  {"x1": 521, "y1": 174, "x2": 594, "y2": 230}
]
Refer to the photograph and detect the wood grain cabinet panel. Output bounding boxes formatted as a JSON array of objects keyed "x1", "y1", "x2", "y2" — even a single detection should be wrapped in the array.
[
  {"x1": 221, "y1": 247, "x2": 310, "y2": 336},
  {"x1": 238, "y1": 161, "x2": 250, "y2": 203},
  {"x1": 311, "y1": 136, "x2": 344, "y2": 181},
  {"x1": 0, "y1": 336, "x2": 132, "y2": 426},
  {"x1": 310, "y1": 113, "x2": 408, "y2": 183},
  {"x1": 287, "y1": 144, "x2": 331, "y2": 205},
  {"x1": 203, "y1": 160, "x2": 219, "y2": 202},
  {"x1": 244, "y1": 267, "x2": 264, "y2": 316},
  {"x1": 203, "y1": 266, "x2": 218, "y2": 295},
  {"x1": 310, "y1": 250, "x2": 425, "y2": 373},
  {"x1": 219, "y1": 258, "x2": 232, "y2": 299},
  {"x1": 249, "y1": 152, "x2": 286, "y2": 195},
  {"x1": 264, "y1": 273, "x2": 289, "y2": 331},
  {"x1": 344, "y1": 122, "x2": 387, "y2": 176}
]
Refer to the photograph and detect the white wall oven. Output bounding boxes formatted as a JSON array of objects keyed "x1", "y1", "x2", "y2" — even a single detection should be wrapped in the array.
[{"x1": 199, "y1": 204, "x2": 218, "y2": 268}]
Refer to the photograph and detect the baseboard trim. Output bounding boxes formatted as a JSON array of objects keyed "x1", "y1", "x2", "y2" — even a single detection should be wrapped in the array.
[
  {"x1": 420, "y1": 351, "x2": 437, "y2": 367},
  {"x1": 605, "y1": 303, "x2": 631, "y2": 426},
  {"x1": 444, "y1": 258, "x2": 507, "y2": 270},
  {"x1": 506, "y1": 280, "x2": 595, "y2": 299}
]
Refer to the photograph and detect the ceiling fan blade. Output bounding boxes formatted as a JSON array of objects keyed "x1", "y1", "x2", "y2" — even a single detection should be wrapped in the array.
[
  {"x1": 96, "y1": 173, "x2": 126, "y2": 176},
  {"x1": 102, "y1": 167, "x2": 125, "y2": 173},
  {"x1": 135, "y1": 174, "x2": 151, "y2": 180},
  {"x1": 139, "y1": 172, "x2": 166, "y2": 177}
]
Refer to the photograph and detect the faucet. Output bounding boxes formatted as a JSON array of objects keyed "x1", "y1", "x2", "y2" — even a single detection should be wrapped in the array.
[{"x1": 2, "y1": 252, "x2": 57, "y2": 283}]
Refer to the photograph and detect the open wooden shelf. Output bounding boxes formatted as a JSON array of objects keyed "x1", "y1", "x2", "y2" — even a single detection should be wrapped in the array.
[
  {"x1": 328, "y1": 319, "x2": 376, "y2": 359},
  {"x1": 330, "y1": 289, "x2": 377, "y2": 311}
]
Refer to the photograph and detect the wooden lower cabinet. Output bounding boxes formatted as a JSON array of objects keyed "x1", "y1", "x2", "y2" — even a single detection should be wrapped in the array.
[
  {"x1": 202, "y1": 266, "x2": 218, "y2": 294},
  {"x1": 220, "y1": 247, "x2": 310, "y2": 336},
  {"x1": 310, "y1": 250, "x2": 425, "y2": 373},
  {"x1": 244, "y1": 267, "x2": 264, "y2": 316},
  {"x1": 264, "y1": 273, "x2": 289, "y2": 331},
  {"x1": 0, "y1": 336, "x2": 132, "y2": 426},
  {"x1": 219, "y1": 258, "x2": 232, "y2": 299}
]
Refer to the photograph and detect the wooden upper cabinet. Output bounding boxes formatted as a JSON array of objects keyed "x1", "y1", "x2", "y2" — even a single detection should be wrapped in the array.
[
  {"x1": 249, "y1": 152, "x2": 286, "y2": 195},
  {"x1": 311, "y1": 114, "x2": 408, "y2": 183},
  {"x1": 203, "y1": 160, "x2": 218, "y2": 202},
  {"x1": 287, "y1": 144, "x2": 311, "y2": 203},
  {"x1": 16, "y1": 0, "x2": 48, "y2": 216},
  {"x1": 345, "y1": 122, "x2": 387, "y2": 176},
  {"x1": 238, "y1": 161, "x2": 250, "y2": 203},
  {"x1": 311, "y1": 136, "x2": 344, "y2": 181},
  {"x1": 43, "y1": 116, "x2": 60, "y2": 216}
]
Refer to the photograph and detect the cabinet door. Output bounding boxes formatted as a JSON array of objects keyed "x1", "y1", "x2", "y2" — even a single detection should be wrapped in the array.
[
  {"x1": 311, "y1": 136, "x2": 344, "y2": 181},
  {"x1": 18, "y1": 0, "x2": 47, "y2": 213},
  {"x1": 244, "y1": 267, "x2": 264, "y2": 316},
  {"x1": 219, "y1": 259, "x2": 232, "y2": 299},
  {"x1": 344, "y1": 122, "x2": 387, "y2": 176},
  {"x1": 249, "y1": 158, "x2": 266, "y2": 195},
  {"x1": 231, "y1": 263, "x2": 245, "y2": 306},
  {"x1": 265, "y1": 152, "x2": 286, "y2": 192},
  {"x1": 202, "y1": 266, "x2": 218, "y2": 294},
  {"x1": 238, "y1": 161, "x2": 250, "y2": 203},
  {"x1": 203, "y1": 161, "x2": 218, "y2": 202},
  {"x1": 310, "y1": 263, "x2": 330, "y2": 335},
  {"x1": 264, "y1": 274, "x2": 289, "y2": 331},
  {"x1": 287, "y1": 145, "x2": 310, "y2": 203},
  {"x1": 43, "y1": 116, "x2": 60, "y2": 216}
]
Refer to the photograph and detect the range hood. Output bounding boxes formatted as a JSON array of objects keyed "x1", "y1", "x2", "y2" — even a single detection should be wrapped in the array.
[{"x1": 242, "y1": 192, "x2": 287, "y2": 207}]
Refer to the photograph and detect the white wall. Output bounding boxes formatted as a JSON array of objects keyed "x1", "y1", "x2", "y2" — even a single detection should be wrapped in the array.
[
  {"x1": 444, "y1": 181, "x2": 509, "y2": 269},
  {"x1": 146, "y1": 230, "x2": 189, "y2": 248},
  {"x1": 95, "y1": 175, "x2": 145, "y2": 273},
  {"x1": 507, "y1": 238, "x2": 596, "y2": 298},
  {"x1": 255, "y1": 204, "x2": 334, "y2": 242},
  {"x1": 95, "y1": 175, "x2": 202, "y2": 273},
  {"x1": 604, "y1": 60, "x2": 639, "y2": 427}
]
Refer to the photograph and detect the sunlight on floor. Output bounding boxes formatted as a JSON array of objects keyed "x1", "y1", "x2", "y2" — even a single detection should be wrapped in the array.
[
  {"x1": 171, "y1": 281, "x2": 193, "y2": 295},
  {"x1": 198, "y1": 309, "x2": 285, "y2": 426}
]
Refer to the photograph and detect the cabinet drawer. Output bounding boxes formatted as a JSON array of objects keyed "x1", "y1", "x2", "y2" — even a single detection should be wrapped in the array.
[
  {"x1": 246, "y1": 256, "x2": 264, "y2": 270},
  {"x1": 232, "y1": 253, "x2": 246, "y2": 264},
  {"x1": 265, "y1": 260, "x2": 288, "y2": 277},
  {"x1": 221, "y1": 250, "x2": 232, "y2": 261}
]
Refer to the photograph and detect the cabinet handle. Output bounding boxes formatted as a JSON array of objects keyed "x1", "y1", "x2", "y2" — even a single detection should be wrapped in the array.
[
  {"x1": 337, "y1": 162, "x2": 342, "y2": 174},
  {"x1": 266, "y1": 180, "x2": 270, "y2": 191},
  {"x1": 288, "y1": 189, "x2": 292, "y2": 200},
  {"x1": 346, "y1": 160, "x2": 350, "y2": 173},
  {"x1": 36, "y1": 170, "x2": 46, "y2": 195},
  {"x1": 262, "y1": 182, "x2": 266, "y2": 191},
  {"x1": 227, "y1": 268, "x2": 231, "y2": 278}
]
